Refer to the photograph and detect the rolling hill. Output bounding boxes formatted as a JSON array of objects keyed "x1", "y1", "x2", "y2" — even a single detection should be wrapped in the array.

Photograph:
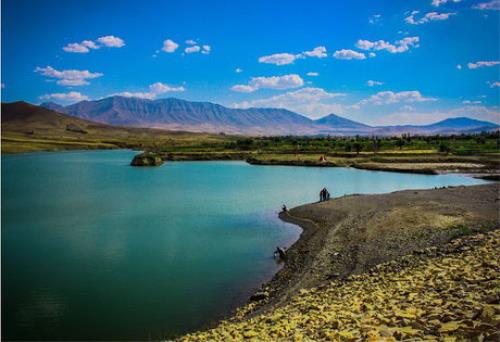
[{"x1": 1, "y1": 101, "x2": 230, "y2": 153}]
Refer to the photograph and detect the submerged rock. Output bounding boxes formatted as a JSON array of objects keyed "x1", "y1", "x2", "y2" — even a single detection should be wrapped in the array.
[{"x1": 130, "y1": 152, "x2": 164, "y2": 166}]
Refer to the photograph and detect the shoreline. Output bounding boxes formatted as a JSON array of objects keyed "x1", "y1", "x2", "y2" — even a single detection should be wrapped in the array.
[{"x1": 179, "y1": 183, "x2": 500, "y2": 340}]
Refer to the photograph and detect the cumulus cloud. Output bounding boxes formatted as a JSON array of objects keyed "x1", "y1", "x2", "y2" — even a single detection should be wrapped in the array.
[
  {"x1": 457, "y1": 64, "x2": 463, "y2": 70},
  {"x1": 63, "y1": 42, "x2": 96, "y2": 53},
  {"x1": 258, "y1": 46, "x2": 327, "y2": 66},
  {"x1": 235, "y1": 67, "x2": 243, "y2": 73},
  {"x1": 489, "y1": 81, "x2": 500, "y2": 87},
  {"x1": 162, "y1": 39, "x2": 179, "y2": 53},
  {"x1": 231, "y1": 87, "x2": 346, "y2": 119},
  {"x1": 112, "y1": 82, "x2": 185, "y2": 100},
  {"x1": 63, "y1": 35, "x2": 125, "y2": 53},
  {"x1": 258, "y1": 53, "x2": 299, "y2": 65},
  {"x1": 230, "y1": 74, "x2": 304, "y2": 92},
  {"x1": 467, "y1": 60, "x2": 500, "y2": 69},
  {"x1": 185, "y1": 39, "x2": 197, "y2": 45},
  {"x1": 356, "y1": 37, "x2": 420, "y2": 54},
  {"x1": 40, "y1": 91, "x2": 89, "y2": 102},
  {"x1": 34, "y1": 66, "x2": 103, "y2": 86},
  {"x1": 333, "y1": 49, "x2": 366, "y2": 60},
  {"x1": 432, "y1": 0, "x2": 461, "y2": 7},
  {"x1": 405, "y1": 11, "x2": 456, "y2": 25},
  {"x1": 97, "y1": 35, "x2": 125, "y2": 48},
  {"x1": 307, "y1": 72, "x2": 319, "y2": 76},
  {"x1": 358, "y1": 90, "x2": 436, "y2": 106},
  {"x1": 302, "y1": 46, "x2": 327, "y2": 58},
  {"x1": 367, "y1": 80, "x2": 384, "y2": 86},
  {"x1": 473, "y1": 0, "x2": 500, "y2": 10},
  {"x1": 368, "y1": 14, "x2": 382, "y2": 24},
  {"x1": 185, "y1": 45, "x2": 201, "y2": 54},
  {"x1": 201, "y1": 45, "x2": 211, "y2": 54}
]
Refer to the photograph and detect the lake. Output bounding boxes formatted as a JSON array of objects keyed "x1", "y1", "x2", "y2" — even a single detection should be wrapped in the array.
[{"x1": 1, "y1": 150, "x2": 487, "y2": 341}]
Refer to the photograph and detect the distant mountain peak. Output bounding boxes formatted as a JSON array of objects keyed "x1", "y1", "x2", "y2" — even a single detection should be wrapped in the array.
[{"x1": 314, "y1": 113, "x2": 370, "y2": 129}]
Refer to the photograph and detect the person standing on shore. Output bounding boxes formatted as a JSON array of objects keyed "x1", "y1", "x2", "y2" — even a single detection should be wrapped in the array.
[
  {"x1": 320, "y1": 188, "x2": 327, "y2": 202},
  {"x1": 319, "y1": 187, "x2": 331, "y2": 202}
]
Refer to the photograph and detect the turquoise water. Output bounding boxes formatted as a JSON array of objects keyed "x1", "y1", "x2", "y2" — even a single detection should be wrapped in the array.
[{"x1": 1, "y1": 150, "x2": 487, "y2": 341}]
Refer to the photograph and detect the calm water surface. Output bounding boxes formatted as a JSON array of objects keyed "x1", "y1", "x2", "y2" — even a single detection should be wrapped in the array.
[{"x1": 1, "y1": 150, "x2": 487, "y2": 340}]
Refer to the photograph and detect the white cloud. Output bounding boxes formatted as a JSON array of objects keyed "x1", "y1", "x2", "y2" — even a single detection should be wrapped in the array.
[
  {"x1": 185, "y1": 39, "x2": 197, "y2": 45},
  {"x1": 63, "y1": 43, "x2": 92, "y2": 53},
  {"x1": 368, "y1": 14, "x2": 382, "y2": 24},
  {"x1": 356, "y1": 37, "x2": 420, "y2": 54},
  {"x1": 258, "y1": 53, "x2": 299, "y2": 65},
  {"x1": 231, "y1": 87, "x2": 346, "y2": 119},
  {"x1": 457, "y1": 64, "x2": 463, "y2": 70},
  {"x1": 333, "y1": 49, "x2": 366, "y2": 60},
  {"x1": 34, "y1": 66, "x2": 103, "y2": 86},
  {"x1": 258, "y1": 46, "x2": 327, "y2": 66},
  {"x1": 231, "y1": 85, "x2": 256, "y2": 93},
  {"x1": 235, "y1": 67, "x2": 243, "y2": 73},
  {"x1": 369, "y1": 52, "x2": 376, "y2": 58},
  {"x1": 307, "y1": 72, "x2": 319, "y2": 76},
  {"x1": 462, "y1": 100, "x2": 482, "y2": 104},
  {"x1": 112, "y1": 82, "x2": 185, "y2": 100},
  {"x1": 185, "y1": 45, "x2": 201, "y2": 54},
  {"x1": 432, "y1": 0, "x2": 461, "y2": 7},
  {"x1": 467, "y1": 60, "x2": 500, "y2": 69},
  {"x1": 473, "y1": 0, "x2": 500, "y2": 10},
  {"x1": 358, "y1": 90, "x2": 436, "y2": 106},
  {"x1": 97, "y1": 35, "x2": 125, "y2": 48},
  {"x1": 40, "y1": 91, "x2": 88, "y2": 103},
  {"x1": 63, "y1": 35, "x2": 125, "y2": 53},
  {"x1": 231, "y1": 74, "x2": 304, "y2": 92},
  {"x1": 405, "y1": 11, "x2": 456, "y2": 25},
  {"x1": 162, "y1": 39, "x2": 179, "y2": 53},
  {"x1": 201, "y1": 45, "x2": 211, "y2": 54},
  {"x1": 302, "y1": 46, "x2": 327, "y2": 58},
  {"x1": 489, "y1": 81, "x2": 500, "y2": 87},
  {"x1": 367, "y1": 80, "x2": 384, "y2": 86}
]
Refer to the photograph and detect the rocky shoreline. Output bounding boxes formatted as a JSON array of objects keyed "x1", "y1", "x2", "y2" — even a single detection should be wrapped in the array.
[{"x1": 180, "y1": 183, "x2": 499, "y2": 340}]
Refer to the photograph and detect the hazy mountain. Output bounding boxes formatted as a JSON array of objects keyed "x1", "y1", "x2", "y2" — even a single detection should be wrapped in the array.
[
  {"x1": 314, "y1": 113, "x2": 369, "y2": 129},
  {"x1": 39, "y1": 96, "x2": 499, "y2": 136},
  {"x1": 372, "y1": 117, "x2": 499, "y2": 136},
  {"x1": 424, "y1": 117, "x2": 498, "y2": 131},
  {"x1": 43, "y1": 96, "x2": 316, "y2": 135}
]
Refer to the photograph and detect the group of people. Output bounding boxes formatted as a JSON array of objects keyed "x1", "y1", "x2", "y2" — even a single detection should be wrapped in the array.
[{"x1": 319, "y1": 187, "x2": 330, "y2": 202}]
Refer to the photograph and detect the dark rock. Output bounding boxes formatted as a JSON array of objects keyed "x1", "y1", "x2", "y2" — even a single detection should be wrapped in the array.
[
  {"x1": 250, "y1": 291, "x2": 268, "y2": 302},
  {"x1": 131, "y1": 152, "x2": 164, "y2": 166}
]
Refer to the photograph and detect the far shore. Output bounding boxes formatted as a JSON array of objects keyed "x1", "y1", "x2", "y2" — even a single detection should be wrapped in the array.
[{"x1": 3, "y1": 147, "x2": 500, "y2": 178}]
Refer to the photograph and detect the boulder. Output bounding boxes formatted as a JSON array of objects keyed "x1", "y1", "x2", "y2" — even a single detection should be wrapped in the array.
[{"x1": 130, "y1": 152, "x2": 164, "y2": 166}]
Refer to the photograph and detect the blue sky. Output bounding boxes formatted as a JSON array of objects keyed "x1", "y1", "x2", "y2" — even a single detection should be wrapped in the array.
[{"x1": 2, "y1": 0, "x2": 499, "y2": 125}]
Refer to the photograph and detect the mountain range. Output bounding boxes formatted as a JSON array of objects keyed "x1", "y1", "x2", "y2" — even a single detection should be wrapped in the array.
[{"x1": 29, "y1": 95, "x2": 500, "y2": 136}]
